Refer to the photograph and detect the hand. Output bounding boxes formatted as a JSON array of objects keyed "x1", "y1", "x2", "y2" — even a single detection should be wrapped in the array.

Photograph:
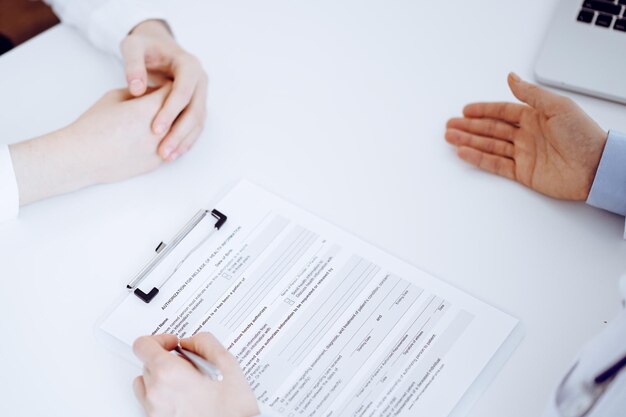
[
  {"x1": 444, "y1": 73, "x2": 608, "y2": 200},
  {"x1": 132, "y1": 333, "x2": 260, "y2": 417},
  {"x1": 121, "y1": 20, "x2": 208, "y2": 162},
  {"x1": 10, "y1": 85, "x2": 171, "y2": 205}
]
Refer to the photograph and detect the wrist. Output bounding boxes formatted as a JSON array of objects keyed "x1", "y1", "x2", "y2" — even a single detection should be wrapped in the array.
[{"x1": 9, "y1": 127, "x2": 98, "y2": 206}]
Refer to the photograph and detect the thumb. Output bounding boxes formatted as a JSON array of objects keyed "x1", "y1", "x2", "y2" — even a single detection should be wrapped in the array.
[
  {"x1": 132, "y1": 333, "x2": 180, "y2": 365},
  {"x1": 180, "y1": 332, "x2": 238, "y2": 371},
  {"x1": 507, "y1": 72, "x2": 565, "y2": 114},
  {"x1": 121, "y1": 36, "x2": 148, "y2": 97}
]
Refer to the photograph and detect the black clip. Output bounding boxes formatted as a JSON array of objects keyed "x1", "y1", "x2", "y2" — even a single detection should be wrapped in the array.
[
  {"x1": 211, "y1": 209, "x2": 227, "y2": 230},
  {"x1": 134, "y1": 287, "x2": 160, "y2": 303}
]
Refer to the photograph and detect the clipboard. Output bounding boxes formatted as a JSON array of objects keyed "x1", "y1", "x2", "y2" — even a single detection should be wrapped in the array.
[
  {"x1": 126, "y1": 209, "x2": 228, "y2": 303},
  {"x1": 94, "y1": 206, "x2": 228, "y2": 365}
]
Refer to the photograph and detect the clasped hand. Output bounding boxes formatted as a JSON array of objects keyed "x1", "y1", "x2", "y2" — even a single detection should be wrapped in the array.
[
  {"x1": 122, "y1": 20, "x2": 208, "y2": 162},
  {"x1": 10, "y1": 20, "x2": 208, "y2": 206}
]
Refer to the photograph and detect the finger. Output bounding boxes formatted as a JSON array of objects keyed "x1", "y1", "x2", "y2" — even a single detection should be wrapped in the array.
[
  {"x1": 175, "y1": 126, "x2": 203, "y2": 158},
  {"x1": 507, "y1": 72, "x2": 566, "y2": 115},
  {"x1": 121, "y1": 36, "x2": 149, "y2": 97},
  {"x1": 446, "y1": 118, "x2": 516, "y2": 142},
  {"x1": 446, "y1": 128, "x2": 514, "y2": 158},
  {"x1": 179, "y1": 333, "x2": 237, "y2": 371},
  {"x1": 133, "y1": 376, "x2": 148, "y2": 409},
  {"x1": 158, "y1": 92, "x2": 206, "y2": 160},
  {"x1": 141, "y1": 82, "x2": 174, "y2": 119},
  {"x1": 163, "y1": 126, "x2": 202, "y2": 162},
  {"x1": 462, "y1": 102, "x2": 526, "y2": 125},
  {"x1": 152, "y1": 56, "x2": 201, "y2": 134},
  {"x1": 158, "y1": 113, "x2": 195, "y2": 161},
  {"x1": 133, "y1": 334, "x2": 179, "y2": 365},
  {"x1": 457, "y1": 146, "x2": 516, "y2": 181}
]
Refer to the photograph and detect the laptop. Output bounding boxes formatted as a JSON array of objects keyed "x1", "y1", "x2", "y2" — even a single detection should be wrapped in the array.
[{"x1": 535, "y1": 0, "x2": 626, "y2": 103}]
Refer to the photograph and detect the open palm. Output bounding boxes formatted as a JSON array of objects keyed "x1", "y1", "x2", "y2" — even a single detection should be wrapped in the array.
[{"x1": 445, "y1": 73, "x2": 607, "y2": 200}]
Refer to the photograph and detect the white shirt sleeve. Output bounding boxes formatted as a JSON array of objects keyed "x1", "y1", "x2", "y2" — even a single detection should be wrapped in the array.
[
  {"x1": 0, "y1": 145, "x2": 19, "y2": 222},
  {"x1": 43, "y1": 0, "x2": 167, "y2": 58}
]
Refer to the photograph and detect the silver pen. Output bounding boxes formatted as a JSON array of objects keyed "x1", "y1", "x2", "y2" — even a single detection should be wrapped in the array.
[{"x1": 174, "y1": 345, "x2": 224, "y2": 382}]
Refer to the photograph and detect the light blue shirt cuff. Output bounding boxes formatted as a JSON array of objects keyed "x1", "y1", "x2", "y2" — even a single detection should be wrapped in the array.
[{"x1": 587, "y1": 130, "x2": 626, "y2": 216}]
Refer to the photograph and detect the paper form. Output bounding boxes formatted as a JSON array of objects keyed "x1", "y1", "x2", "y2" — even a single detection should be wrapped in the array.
[{"x1": 99, "y1": 181, "x2": 519, "y2": 417}]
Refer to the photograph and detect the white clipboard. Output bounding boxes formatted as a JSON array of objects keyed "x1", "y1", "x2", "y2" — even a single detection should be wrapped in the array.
[{"x1": 94, "y1": 206, "x2": 229, "y2": 366}]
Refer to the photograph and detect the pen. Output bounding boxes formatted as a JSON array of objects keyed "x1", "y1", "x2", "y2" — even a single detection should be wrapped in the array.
[
  {"x1": 594, "y1": 353, "x2": 626, "y2": 385},
  {"x1": 174, "y1": 345, "x2": 224, "y2": 382}
]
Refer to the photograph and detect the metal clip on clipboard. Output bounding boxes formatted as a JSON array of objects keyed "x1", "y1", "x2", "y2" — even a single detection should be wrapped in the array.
[{"x1": 125, "y1": 209, "x2": 227, "y2": 304}]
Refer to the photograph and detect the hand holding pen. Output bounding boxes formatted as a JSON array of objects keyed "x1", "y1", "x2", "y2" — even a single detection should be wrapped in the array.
[{"x1": 132, "y1": 333, "x2": 260, "y2": 417}]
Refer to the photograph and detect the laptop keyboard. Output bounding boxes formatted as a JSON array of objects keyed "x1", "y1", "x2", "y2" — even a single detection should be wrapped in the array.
[{"x1": 577, "y1": 0, "x2": 626, "y2": 31}]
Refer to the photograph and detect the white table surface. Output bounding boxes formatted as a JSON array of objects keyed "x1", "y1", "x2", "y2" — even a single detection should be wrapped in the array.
[{"x1": 1, "y1": 1, "x2": 626, "y2": 416}]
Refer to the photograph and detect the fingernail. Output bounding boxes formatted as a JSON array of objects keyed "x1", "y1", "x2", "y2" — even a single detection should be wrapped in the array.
[
  {"x1": 509, "y1": 72, "x2": 521, "y2": 82},
  {"x1": 154, "y1": 123, "x2": 167, "y2": 135},
  {"x1": 168, "y1": 151, "x2": 180, "y2": 161},
  {"x1": 161, "y1": 146, "x2": 174, "y2": 159},
  {"x1": 130, "y1": 79, "x2": 143, "y2": 94}
]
